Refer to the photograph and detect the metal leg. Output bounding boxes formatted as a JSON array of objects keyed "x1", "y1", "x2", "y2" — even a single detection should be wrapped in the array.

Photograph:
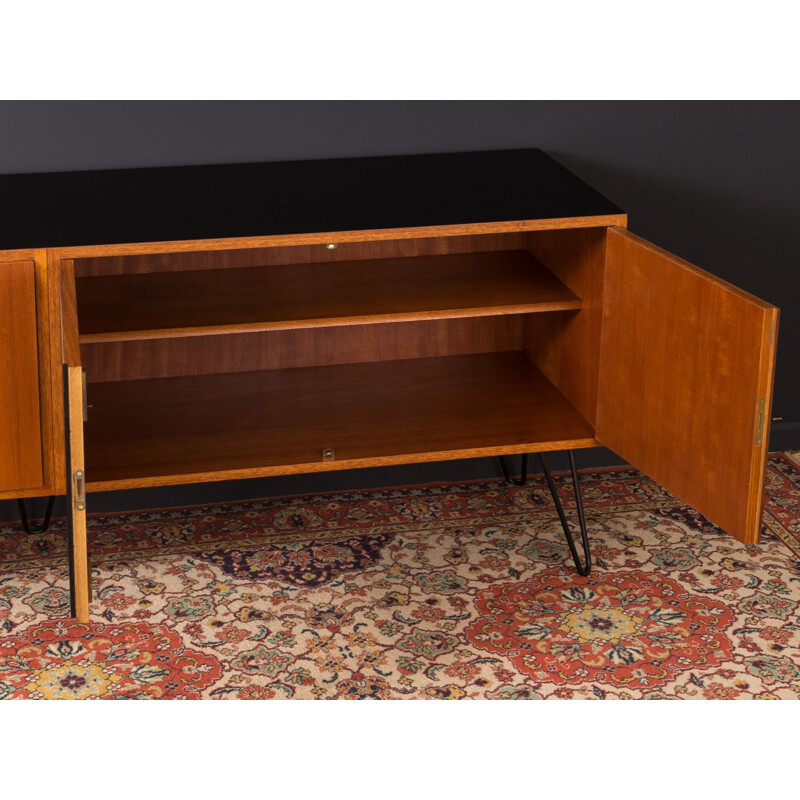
[
  {"x1": 537, "y1": 451, "x2": 592, "y2": 576},
  {"x1": 498, "y1": 454, "x2": 528, "y2": 486},
  {"x1": 17, "y1": 495, "x2": 56, "y2": 535},
  {"x1": 499, "y1": 450, "x2": 592, "y2": 575}
]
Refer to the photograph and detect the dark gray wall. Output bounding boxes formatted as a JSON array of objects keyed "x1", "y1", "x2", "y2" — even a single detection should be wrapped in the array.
[{"x1": 1, "y1": 101, "x2": 798, "y2": 517}]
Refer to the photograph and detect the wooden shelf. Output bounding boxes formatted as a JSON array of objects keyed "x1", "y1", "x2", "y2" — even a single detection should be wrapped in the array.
[
  {"x1": 76, "y1": 251, "x2": 581, "y2": 343},
  {"x1": 84, "y1": 352, "x2": 597, "y2": 491}
]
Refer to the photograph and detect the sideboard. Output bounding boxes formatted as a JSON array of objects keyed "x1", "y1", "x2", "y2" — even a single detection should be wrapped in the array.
[{"x1": 0, "y1": 149, "x2": 779, "y2": 622}]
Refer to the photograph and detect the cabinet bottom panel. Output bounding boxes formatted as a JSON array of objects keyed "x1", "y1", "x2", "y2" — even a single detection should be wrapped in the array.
[{"x1": 83, "y1": 352, "x2": 597, "y2": 491}]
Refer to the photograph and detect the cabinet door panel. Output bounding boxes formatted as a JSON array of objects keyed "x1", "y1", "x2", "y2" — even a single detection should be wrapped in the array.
[
  {"x1": 597, "y1": 228, "x2": 778, "y2": 544},
  {"x1": 0, "y1": 261, "x2": 43, "y2": 491},
  {"x1": 64, "y1": 365, "x2": 90, "y2": 622}
]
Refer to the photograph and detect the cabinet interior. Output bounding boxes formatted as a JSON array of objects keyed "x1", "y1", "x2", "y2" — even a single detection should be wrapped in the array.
[{"x1": 68, "y1": 227, "x2": 608, "y2": 490}]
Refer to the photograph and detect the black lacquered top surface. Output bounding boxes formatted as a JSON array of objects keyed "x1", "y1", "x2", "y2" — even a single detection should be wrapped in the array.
[{"x1": 0, "y1": 148, "x2": 622, "y2": 250}]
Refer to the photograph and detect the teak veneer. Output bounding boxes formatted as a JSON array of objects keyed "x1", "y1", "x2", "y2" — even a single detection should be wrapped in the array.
[
  {"x1": 0, "y1": 148, "x2": 779, "y2": 623},
  {"x1": 76, "y1": 251, "x2": 581, "y2": 342},
  {"x1": 83, "y1": 353, "x2": 597, "y2": 491},
  {"x1": 0, "y1": 261, "x2": 43, "y2": 492}
]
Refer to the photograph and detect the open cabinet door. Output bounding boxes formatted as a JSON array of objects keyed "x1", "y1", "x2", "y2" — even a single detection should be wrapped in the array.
[
  {"x1": 64, "y1": 364, "x2": 91, "y2": 622},
  {"x1": 596, "y1": 228, "x2": 779, "y2": 544}
]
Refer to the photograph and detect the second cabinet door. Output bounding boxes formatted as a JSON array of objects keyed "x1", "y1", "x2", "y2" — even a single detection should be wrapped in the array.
[
  {"x1": 0, "y1": 260, "x2": 43, "y2": 493},
  {"x1": 596, "y1": 228, "x2": 779, "y2": 544}
]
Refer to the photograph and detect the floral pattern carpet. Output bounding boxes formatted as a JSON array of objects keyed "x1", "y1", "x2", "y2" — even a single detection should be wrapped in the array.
[{"x1": 1, "y1": 454, "x2": 799, "y2": 700}]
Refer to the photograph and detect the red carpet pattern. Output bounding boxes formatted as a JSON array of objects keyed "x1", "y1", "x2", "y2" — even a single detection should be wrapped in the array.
[
  {"x1": 1, "y1": 454, "x2": 799, "y2": 699},
  {"x1": 0, "y1": 620, "x2": 221, "y2": 699}
]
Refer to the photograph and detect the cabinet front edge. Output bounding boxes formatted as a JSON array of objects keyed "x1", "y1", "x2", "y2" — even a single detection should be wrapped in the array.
[{"x1": 51, "y1": 215, "x2": 629, "y2": 259}]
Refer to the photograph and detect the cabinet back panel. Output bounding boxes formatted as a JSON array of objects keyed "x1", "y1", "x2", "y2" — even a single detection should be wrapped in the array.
[
  {"x1": 73, "y1": 233, "x2": 526, "y2": 277},
  {"x1": 81, "y1": 316, "x2": 525, "y2": 383},
  {"x1": 523, "y1": 227, "x2": 606, "y2": 426}
]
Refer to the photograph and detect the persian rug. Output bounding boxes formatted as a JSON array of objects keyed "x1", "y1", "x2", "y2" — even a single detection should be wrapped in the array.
[{"x1": 1, "y1": 455, "x2": 799, "y2": 700}]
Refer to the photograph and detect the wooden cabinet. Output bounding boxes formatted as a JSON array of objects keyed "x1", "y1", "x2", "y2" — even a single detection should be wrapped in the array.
[
  {"x1": 0, "y1": 249, "x2": 60, "y2": 503},
  {"x1": 0, "y1": 259, "x2": 43, "y2": 492},
  {"x1": 0, "y1": 149, "x2": 779, "y2": 622}
]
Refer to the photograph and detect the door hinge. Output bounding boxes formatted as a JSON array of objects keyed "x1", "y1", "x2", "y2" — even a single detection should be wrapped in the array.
[
  {"x1": 73, "y1": 469, "x2": 86, "y2": 511},
  {"x1": 755, "y1": 397, "x2": 766, "y2": 446}
]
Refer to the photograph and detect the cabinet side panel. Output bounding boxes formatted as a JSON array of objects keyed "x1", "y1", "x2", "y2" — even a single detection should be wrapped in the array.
[
  {"x1": 0, "y1": 261, "x2": 43, "y2": 491},
  {"x1": 45, "y1": 249, "x2": 66, "y2": 493},
  {"x1": 597, "y1": 228, "x2": 778, "y2": 544},
  {"x1": 60, "y1": 259, "x2": 82, "y2": 367},
  {"x1": 523, "y1": 227, "x2": 606, "y2": 426}
]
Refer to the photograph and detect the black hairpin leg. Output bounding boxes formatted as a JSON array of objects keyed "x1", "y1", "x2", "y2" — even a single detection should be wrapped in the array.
[
  {"x1": 537, "y1": 452, "x2": 591, "y2": 576},
  {"x1": 498, "y1": 451, "x2": 592, "y2": 576},
  {"x1": 17, "y1": 495, "x2": 56, "y2": 535},
  {"x1": 497, "y1": 453, "x2": 528, "y2": 486}
]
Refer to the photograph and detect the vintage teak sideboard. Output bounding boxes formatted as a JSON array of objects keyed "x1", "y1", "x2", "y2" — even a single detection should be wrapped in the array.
[{"x1": 0, "y1": 149, "x2": 779, "y2": 623}]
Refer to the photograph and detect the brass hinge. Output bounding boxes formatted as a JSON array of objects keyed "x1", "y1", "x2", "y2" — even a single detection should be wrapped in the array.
[
  {"x1": 755, "y1": 397, "x2": 766, "y2": 446},
  {"x1": 73, "y1": 469, "x2": 86, "y2": 511}
]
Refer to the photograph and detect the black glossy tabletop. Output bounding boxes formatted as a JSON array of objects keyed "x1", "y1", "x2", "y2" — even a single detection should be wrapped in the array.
[{"x1": 0, "y1": 148, "x2": 622, "y2": 250}]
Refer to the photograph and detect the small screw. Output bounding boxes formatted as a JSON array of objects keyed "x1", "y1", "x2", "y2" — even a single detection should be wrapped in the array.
[{"x1": 326, "y1": 243, "x2": 338, "y2": 250}]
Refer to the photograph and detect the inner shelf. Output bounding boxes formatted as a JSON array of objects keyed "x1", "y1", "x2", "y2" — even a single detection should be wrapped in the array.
[
  {"x1": 75, "y1": 250, "x2": 581, "y2": 342},
  {"x1": 83, "y1": 351, "x2": 597, "y2": 491}
]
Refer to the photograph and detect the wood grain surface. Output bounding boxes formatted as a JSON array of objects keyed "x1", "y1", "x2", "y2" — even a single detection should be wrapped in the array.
[
  {"x1": 523, "y1": 227, "x2": 607, "y2": 426},
  {"x1": 65, "y1": 365, "x2": 90, "y2": 622},
  {"x1": 0, "y1": 248, "x2": 62, "y2": 500},
  {"x1": 53, "y1": 215, "x2": 627, "y2": 261},
  {"x1": 59, "y1": 259, "x2": 81, "y2": 366},
  {"x1": 596, "y1": 228, "x2": 779, "y2": 544},
  {"x1": 76, "y1": 251, "x2": 580, "y2": 342},
  {"x1": 73, "y1": 232, "x2": 527, "y2": 277},
  {"x1": 81, "y1": 316, "x2": 525, "y2": 383},
  {"x1": 0, "y1": 261, "x2": 43, "y2": 492},
  {"x1": 84, "y1": 352, "x2": 597, "y2": 491}
]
